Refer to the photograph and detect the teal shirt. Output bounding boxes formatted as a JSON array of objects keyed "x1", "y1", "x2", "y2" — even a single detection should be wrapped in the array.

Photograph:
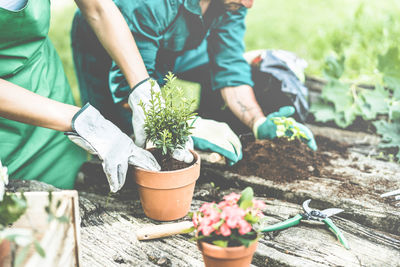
[{"x1": 109, "y1": 0, "x2": 254, "y2": 103}]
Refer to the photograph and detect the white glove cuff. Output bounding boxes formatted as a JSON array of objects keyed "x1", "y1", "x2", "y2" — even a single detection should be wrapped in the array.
[{"x1": 252, "y1": 117, "x2": 267, "y2": 139}]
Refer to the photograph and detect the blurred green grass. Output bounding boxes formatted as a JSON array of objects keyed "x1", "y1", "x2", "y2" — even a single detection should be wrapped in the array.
[{"x1": 49, "y1": 0, "x2": 400, "y2": 106}]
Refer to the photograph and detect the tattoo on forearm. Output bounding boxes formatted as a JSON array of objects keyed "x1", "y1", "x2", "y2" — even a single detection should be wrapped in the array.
[
  {"x1": 224, "y1": 86, "x2": 263, "y2": 128},
  {"x1": 236, "y1": 99, "x2": 255, "y2": 125}
]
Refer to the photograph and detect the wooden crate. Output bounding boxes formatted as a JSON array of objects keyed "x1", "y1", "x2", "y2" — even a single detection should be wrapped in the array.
[{"x1": 6, "y1": 190, "x2": 81, "y2": 267}]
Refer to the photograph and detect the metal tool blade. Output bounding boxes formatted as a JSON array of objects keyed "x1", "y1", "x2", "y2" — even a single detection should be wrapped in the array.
[
  {"x1": 321, "y1": 208, "x2": 344, "y2": 217},
  {"x1": 302, "y1": 199, "x2": 312, "y2": 214},
  {"x1": 381, "y1": 189, "x2": 400, "y2": 198}
]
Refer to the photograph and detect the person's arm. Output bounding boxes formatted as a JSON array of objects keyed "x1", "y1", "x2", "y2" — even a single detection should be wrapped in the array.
[
  {"x1": 220, "y1": 84, "x2": 264, "y2": 130},
  {"x1": 74, "y1": 0, "x2": 149, "y2": 88},
  {"x1": 0, "y1": 79, "x2": 79, "y2": 131}
]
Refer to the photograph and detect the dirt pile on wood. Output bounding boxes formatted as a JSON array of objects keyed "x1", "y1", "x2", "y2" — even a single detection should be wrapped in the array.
[{"x1": 232, "y1": 135, "x2": 348, "y2": 183}]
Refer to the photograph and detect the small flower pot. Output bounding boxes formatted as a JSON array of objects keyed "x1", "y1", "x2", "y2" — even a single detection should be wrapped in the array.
[
  {"x1": 133, "y1": 150, "x2": 200, "y2": 221},
  {"x1": 198, "y1": 240, "x2": 258, "y2": 267},
  {"x1": 0, "y1": 240, "x2": 11, "y2": 267}
]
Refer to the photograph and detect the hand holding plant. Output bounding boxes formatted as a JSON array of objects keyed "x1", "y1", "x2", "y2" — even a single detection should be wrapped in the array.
[
  {"x1": 272, "y1": 117, "x2": 308, "y2": 141},
  {"x1": 139, "y1": 72, "x2": 197, "y2": 162},
  {"x1": 254, "y1": 106, "x2": 317, "y2": 151},
  {"x1": 190, "y1": 187, "x2": 265, "y2": 248}
]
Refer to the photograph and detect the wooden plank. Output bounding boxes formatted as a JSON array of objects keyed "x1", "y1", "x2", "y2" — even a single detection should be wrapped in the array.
[
  {"x1": 72, "y1": 175, "x2": 400, "y2": 267},
  {"x1": 200, "y1": 152, "x2": 400, "y2": 236},
  {"x1": 253, "y1": 198, "x2": 400, "y2": 267}
]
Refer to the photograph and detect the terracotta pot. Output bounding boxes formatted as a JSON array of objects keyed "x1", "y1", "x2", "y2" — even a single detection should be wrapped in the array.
[
  {"x1": 134, "y1": 150, "x2": 200, "y2": 221},
  {"x1": 0, "y1": 240, "x2": 11, "y2": 267},
  {"x1": 198, "y1": 240, "x2": 258, "y2": 267}
]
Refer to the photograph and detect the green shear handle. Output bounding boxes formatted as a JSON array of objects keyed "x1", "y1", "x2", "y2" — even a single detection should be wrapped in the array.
[
  {"x1": 323, "y1": 217, "x2": 350, "y2": 250},
  {"x1": 261, "y1": 214, "x2": 303, "y2": 232},
  {"x1": 261, "y1": 214, "x2": 350, "y2": 250}
]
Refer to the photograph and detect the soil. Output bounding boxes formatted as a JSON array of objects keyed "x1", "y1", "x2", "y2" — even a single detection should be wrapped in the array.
[
  {"x1": 232, "y1": 135, "x2": 349, "y2": 183},
  {"x1": 150, "y1": 149, "x2": 194, "y2": 171}
]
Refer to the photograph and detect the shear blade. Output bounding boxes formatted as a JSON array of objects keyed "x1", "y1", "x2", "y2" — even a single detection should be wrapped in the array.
[
  {"x1": 321, "y1": 208, "x2": 344, "y2": 217},
  {"x1": 302, "y1": 199, "x2": 312, "y2": 214},
  {"x1": 381, "y1": 189, "x2": 400, "y2": 198}
]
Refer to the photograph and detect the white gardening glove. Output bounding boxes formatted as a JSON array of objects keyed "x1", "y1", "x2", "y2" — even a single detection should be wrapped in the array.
[
  {"x1": 65, "y1": 104, "x2": 160, "y2": 193},
  {"x1": 128, "y1": 78, "x2": 161, "y2": 148},
  {"x1": 189, "y1": 117, "x2": 242, "y2": 166},
  {"x1": 171, "y1": 137, "x2": 195, "y2": 163}
]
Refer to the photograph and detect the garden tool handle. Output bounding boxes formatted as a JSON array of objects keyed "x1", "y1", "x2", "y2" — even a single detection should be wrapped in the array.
[
  {"x1": 323, "y1": 218, "x2": 350, "y2": 250},
  {"x1": 136, "y1": 221, "x2": 194, "y2": 241},
  {"x1": 261, "y1": 214, "x2": 303, "y2": 232}
]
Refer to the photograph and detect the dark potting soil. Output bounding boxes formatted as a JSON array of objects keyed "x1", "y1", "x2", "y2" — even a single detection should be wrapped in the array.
[
  {"x1": 150, "y1": 149, "x2": 194, "y2": 171},
  {"x1": 231, "y1": 135, "x2": 349, "y2": 183}
]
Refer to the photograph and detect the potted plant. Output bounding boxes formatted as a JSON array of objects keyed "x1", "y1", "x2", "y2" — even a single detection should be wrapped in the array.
[
  {"x1": 134, "y1": 73, "x2": 200, "y2": 221},
  {"x1": 190, "y1": 187, "x2": 265, "y2": 267}
]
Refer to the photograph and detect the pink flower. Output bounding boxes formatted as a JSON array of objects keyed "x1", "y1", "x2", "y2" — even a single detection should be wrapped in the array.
[
  {"x1": 198, "y1": 217, "x2": 215, "y2": 236},
  {"x1": 221, "y1": 206, "x2": 246, "y2": 228},
  {"x1": 253, "y1": 200, "x2": 266, "y2": 210},
  {"x1": 207, "y1": 207, "x2": 221, "y2": 223},
  {"x1": 223, "y1": 192, "x2": 240, "y2": 203},
  {"x1": 217, "y1": 200, "x2": 229, "y2": 209},
  {"x1": 238, "y1": 219, "x2": 252, "y2": 235},
  {"x1": 199, "y1": 202, "x2": 215, "y2": 214},
  {"x1": 201, "y1": 225, "x2": 215, "y2": 236},
  {"x1": 219, "y1": 223, "x2": 231, "y2": 237},
  {"x1": 193, "y1": 188, "x2": 263, "y2": 243}
]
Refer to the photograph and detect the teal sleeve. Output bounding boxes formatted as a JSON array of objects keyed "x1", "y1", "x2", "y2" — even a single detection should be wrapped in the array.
[
  {"x1": 207, "y1": 7, "x2": 254, "y2": 91},
  {"x1": 109, "y1": 0, "x2": 175, "y2": 103}
]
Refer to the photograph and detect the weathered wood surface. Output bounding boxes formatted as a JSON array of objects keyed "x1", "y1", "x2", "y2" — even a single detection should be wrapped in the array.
[{"x1": 8, "y1": 124, "x2": 400, "y2": 267}]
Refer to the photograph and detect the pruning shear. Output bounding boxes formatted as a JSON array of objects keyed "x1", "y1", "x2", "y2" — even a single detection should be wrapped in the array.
[{"x1": 261, "y1": 199, "x2": 350, "y2": 249}]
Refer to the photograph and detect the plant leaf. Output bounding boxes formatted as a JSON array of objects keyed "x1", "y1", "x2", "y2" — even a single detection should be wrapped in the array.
[
  {"x1": 212, "y1": 240, "x2": 228, "y2": 248},
  {"x1": 373, "y1": 120, "x2": 400, "y2": 158},
  {"x1": 0, "y1": 193, "x2": 27, "y2": 226},
  {"x1": 33, "y1": 240, "x2": 46, "y2": 257},
  {"x1": 310, "y1": 100, "x2": 337, "y2": 123},
  {"x1": 378, "y1": 47, "x2": 400, "y2": 91},
  {"x1": 14, "y1": 245, "x2": 30, "y2": 267},
  {"x1": 359, "y1": 85, "x2": 389, "y2": 120},
  {"x1": 231, "y1": 233, "x2": 256, "y2": 248},
  {"x1": 239, "y1": 187, "x2": 254, "y2": 209},
  {"x1": 323, "y1": 55, "x2": 345, "y2": 80}
]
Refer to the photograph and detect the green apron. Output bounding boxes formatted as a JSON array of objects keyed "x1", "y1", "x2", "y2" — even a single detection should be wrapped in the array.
[{"x1": 0, "y1": 0, "x2": 86, "y2": 189}]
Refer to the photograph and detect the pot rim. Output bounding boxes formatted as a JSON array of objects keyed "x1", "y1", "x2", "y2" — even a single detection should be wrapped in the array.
[
  {"x1": 198, "y1": 239, "x2": 258, "y2": 260},
  {"x1": 134, "y1": 149, "x2": 200, "y2": 174}
]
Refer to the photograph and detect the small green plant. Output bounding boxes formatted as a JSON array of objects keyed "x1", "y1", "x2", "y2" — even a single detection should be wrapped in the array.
[
  {"x1": 272, "y1": 117, "x2": 308, "y2": 141},
  {"x1": 139, "y1": 72, "x2": 197, "y2": 159}
]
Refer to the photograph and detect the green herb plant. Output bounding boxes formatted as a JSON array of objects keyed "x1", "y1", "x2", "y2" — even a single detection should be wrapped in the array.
[
  {"x1": 139, "y1": 72, "x2": 197, "y2": 162},
  {"x1": 272, "y1": 117, "x2": 308, "y2": 141}
]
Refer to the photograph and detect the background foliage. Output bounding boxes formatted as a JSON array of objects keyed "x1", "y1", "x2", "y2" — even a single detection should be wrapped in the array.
[
  {"x1": 50, "y1": 0, "x2": 400, "y2": 105},
  {"x1": 49, "y1": 1, "x2": 400, "y2": 157}
]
